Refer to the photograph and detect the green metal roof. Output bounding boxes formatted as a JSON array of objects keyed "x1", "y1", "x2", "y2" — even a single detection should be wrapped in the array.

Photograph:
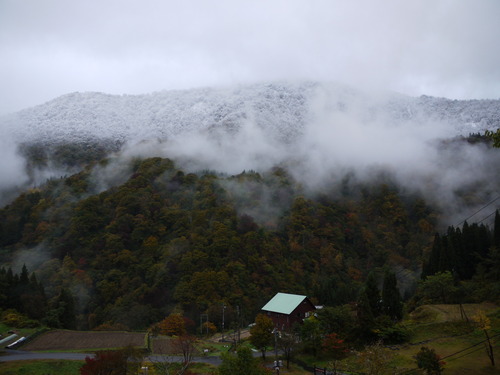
[{"x1": 261, "y1": 293, "x2": 308, "y2": 315}]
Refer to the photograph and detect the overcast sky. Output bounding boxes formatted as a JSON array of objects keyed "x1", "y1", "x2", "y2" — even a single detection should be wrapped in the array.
[{"x1": 1, "y1": 0, "x2": 499, "y2": 115}]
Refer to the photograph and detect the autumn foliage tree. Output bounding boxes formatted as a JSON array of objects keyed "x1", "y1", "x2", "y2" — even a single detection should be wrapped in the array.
[
  {"x1": 249, "y1": 314, "x2": 274, "y2": 359},
  {"x1": 201, "y1": 321, "x2": 217, "y2": 335},
  {"x1": 158, "y1": 313, "x2": 186, "y2": 336},
  {"x1": 79, "y1": 346, "x2": 144, "y2": 375},
  {"x1": 322, "y1": 332, "x2": 348, "y2": 375},
  {"x1": 3, "y1": 154, "x2": 495, "y2": 333},
  {"x1": 472, "y1": 310, "x2": 495, "y2": 367},
  {"x1": 80, "y1": 351, "x2": 122, "y2": 375},
  {"x1": 321, "y1": 333, "x2": 348, "y2": 360}
]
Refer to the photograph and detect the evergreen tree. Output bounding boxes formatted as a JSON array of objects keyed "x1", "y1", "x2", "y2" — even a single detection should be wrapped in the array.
[
  {"x1": 494, "y1": 210, "x2": 500, "y2": 248},
  {"x1": 57, "y1": 288, "x2": 77, "y2": 329},
  {"x1": 439, "y1": 227, "x2": 456, "y2": 274},
  {"x1": 423, "y1": 233, "x2": 441, "y2": 278},
  {"x1": 476, "y1": 223, "x2": 491, "y2": 259},
  {"x1": 459, "y1": 222, "x2": 476, "y2": 279},
  {"x1": 24, "y1": 272, "x2": 48, "y2": 320},
  {"x1": 5, "y1": 267, "x2": 21, "y2": 311},
  {"x1": 5, "y1": 267, "x2": 14, "y2": 287},
  {"x1": 19, "y1": 264, "x2": 29, "y2": 285},
  {"x1": 364, "y1": 271, "x2": 381, "y2": 317},
  {"x1": 381, "y1": 270, "x2": 403, "y2": 321},
  {"x1": 0, "y1": 268, "x2": 8, "y2": 308},
  {"x1": 18, "y1": 270, "x2": 47, "y2": 320},
  {"x1": 356, "y1": 289, "x2": 375, "y2": 339}
]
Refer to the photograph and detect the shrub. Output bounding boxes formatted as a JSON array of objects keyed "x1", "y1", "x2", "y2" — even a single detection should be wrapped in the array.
[
  {"x1": 1, "y1": 309, "x2": 39, "y2": 328},
  {"x1": 416, "y1": 346, "x2": 445, "y2": 374},
  {"x1": 375, "y1": 324, "x2": 411, "y2": 344}
]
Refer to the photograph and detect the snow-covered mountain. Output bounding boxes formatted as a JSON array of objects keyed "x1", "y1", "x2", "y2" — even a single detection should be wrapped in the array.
[
  {"x1": 1, "y1": 81, "x2": 500, "y2": 220},
  {"x1": 1, "y1": 82, "x2": 315, "y2": 146},
  {"x1": 2, "y1": 82, "x2": 499, "y2": 148}
]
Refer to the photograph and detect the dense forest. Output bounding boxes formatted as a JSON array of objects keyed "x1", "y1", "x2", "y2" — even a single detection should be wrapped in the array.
[{"x1": 0, "y1": 133, "x2": 499, "y2": 334}]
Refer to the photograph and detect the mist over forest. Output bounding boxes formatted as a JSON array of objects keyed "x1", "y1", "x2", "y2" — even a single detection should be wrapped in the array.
[
  {"x1": 1, "y1": 82, "x2": 500, "y2": 221},
  {"x1": 2, "y1": 3, "x2": 500, "y2": 372},
  {"x1": 0, "y1": 82, "x2": 499, "y2": 332}
]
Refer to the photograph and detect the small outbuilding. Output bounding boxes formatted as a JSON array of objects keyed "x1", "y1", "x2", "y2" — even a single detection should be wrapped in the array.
[{"x1": 261, "y1": 292, "x2": 316, "y2": 330}]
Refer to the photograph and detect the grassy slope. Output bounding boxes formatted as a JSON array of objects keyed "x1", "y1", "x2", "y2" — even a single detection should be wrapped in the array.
[
  {"x1": 301, "y1": 303, "x2": 500, "y2": 374},
  {"x1": 0, "y1": 360, "x2": 83, "y2": 375},
  {"x1": 393, "y1": 303, "x2": 500, "y2": 374}
]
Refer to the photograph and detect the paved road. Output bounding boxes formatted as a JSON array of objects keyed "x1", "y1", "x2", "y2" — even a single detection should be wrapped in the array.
[
  {"x1": 0, "y1": 349, "x2": 222, "y2": 365},
  {"x1": 0, "y1": 349, "x2": 89, "y2": 361}
]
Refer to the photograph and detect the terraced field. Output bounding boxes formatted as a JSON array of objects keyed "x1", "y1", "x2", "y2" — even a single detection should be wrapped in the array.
[{"x1": 20, "y1": 330, "x2": 145, "y2": 351}]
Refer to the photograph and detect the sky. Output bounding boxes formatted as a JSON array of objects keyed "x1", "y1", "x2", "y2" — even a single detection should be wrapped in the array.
[{"x1": 1, "y1": 0, "x2": 500, "y2": 115}]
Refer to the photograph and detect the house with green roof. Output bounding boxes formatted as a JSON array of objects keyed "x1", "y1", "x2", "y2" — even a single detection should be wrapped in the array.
[{"x1": 261, "y1": 292, "x2": 316, "y2": 330}]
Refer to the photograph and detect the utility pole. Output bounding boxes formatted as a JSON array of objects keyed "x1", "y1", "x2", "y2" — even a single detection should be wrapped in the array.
[
  {"x1": 222, "y1": 303, "x2": 226, "y2": 342},
  {"x1": 237, "y1": 305, "x2": 241, "y2": 344},
  {"x1": 273, "y1": 330, "x2": 282, "y2": 375},
  {"x1": 274, "y1": 329, "x2": 278, "y2": 361},
  {"x1": 200, "y1": 314, "x2": 208, "y2": 335}
]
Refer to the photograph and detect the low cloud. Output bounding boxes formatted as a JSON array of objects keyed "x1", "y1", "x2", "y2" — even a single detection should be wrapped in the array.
[
  {"x1": 0, "y1": 128, "x2": 29, "y2": 203},
  {"x1": 1, "y1": 1, "x2": 500, "y2": 114},
  {"x1": 2, "y1": 83, "x2": 499, "y2": 228},
  {"x1": 10, "y1": 243, "x2": 51, "y2": 274}
]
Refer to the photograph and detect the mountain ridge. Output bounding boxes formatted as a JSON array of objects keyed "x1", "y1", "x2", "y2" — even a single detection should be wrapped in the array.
[
  {"x1": 2, "y1": 81, "x2": 500, "y2": 214},
  {"x1": 3, "y1": 82, "x2": 500, "y2": 148}
]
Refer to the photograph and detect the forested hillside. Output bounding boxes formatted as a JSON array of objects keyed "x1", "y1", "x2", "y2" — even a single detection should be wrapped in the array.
[{"x1": 1, "y1": 137, "x2": 499, "y2": 332}]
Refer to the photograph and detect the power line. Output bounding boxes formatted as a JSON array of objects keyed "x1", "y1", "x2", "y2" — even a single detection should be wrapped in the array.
[
  {"x1": 398, "y1": 336, "x2": 500, "y2": 374},
  {"x1": 398, "y1": 335, "x2": 499, "y2": 374},
  {"x1": 477, "y1": 209, "x2": 498, "y2": 225},
  {"x1": 456, "y1": 196, "x2": 500, "y2": 227},
  {"x1": 445, "y1": 343, "x2": 489, "y2": 362},
  {"x1": 441, "y1": 332, "x2": 500, "y2": 361}
]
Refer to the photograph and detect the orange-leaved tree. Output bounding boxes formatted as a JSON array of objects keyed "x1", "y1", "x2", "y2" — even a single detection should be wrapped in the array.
[
  {"x1": 472, "y1": 310, "x2": 495, "y2": 367},
  {"x1": 321, "y1": 333, "x2": 348, "y2": 360},
  {"x1": 158, "y1": 313, "x2": 186, "y2": 336}
]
